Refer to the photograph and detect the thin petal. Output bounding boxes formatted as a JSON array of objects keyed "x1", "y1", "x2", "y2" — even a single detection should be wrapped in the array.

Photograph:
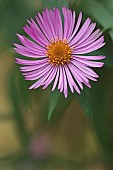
[
  {"x1": 69, "y1": 63, "x2": 89, "y2": 83},
  {"x1": 24, "y1": 64, "x2": 52, "y2": 80},
  {"x1": 73, "y1": 58, "x2": 104, "y2": 67},
  {"x1": 72, "y1": 62, "x2": 97, "y2": 82},
  {"x1": 42, "y1": 67, "x2": 57, "y2": 89},
  {"x1": 66, "y1": 10, "x2": 76, "y2": 40},
  {"x1": 73, "y1": 23, "x2": 96, "y2": 47},
  {"x1": 73, "y1": 36, "x2": 104, "y2": 51},
  {"x1": 70, "y1": 63, "x2": 92, "y2": 88},
  {"x1": 29, "y1": 18, "x2": 50, "y2": 44},
  {"x1": 36, "y1": 13, "x2": 52, "y2": 41},
  {"x1": 14, "y1": 43, "x2": 45, "y2": 55},
  {"x1": 29, "y1": 66, "x2": 54, "y2": 89},
  {"x1": 73, "y1": 43, "x2": 105, "y2": 54},
  {"x1": 73, "y1": 55, "x2": 105, "y2": 60},
  {"x1": 52, "y1": 67, "x2": 60, "y2": 91},
  {"x1": 71, "y1": 59, "x2": 99, "y2": 77},
  {"x1": 78, "y1": 31, "x2": 103, "y2": 48},
  {"x1": 83, "y1": 29, "x2": 102, "y2": 44},
  {"x1": 58, "y1": 66, "x2": 63, "y2": 92},
  {"x1": 23, "y1": 24, "x2": 47, "y2": 47},
  {"x1": 68, "y1": 64, "x2": 83, "y2": 90},
  {"x1": 64, "y1": 65, "x2": 80, "y2": 94},
  {"x1": 69, "y1": 18, "x2": 91, "y2": 46},
  {"x1": 15, "y1": 58, "x2": 48, "y2": 65},
  {"x1": 49, "y1": 9, "x2": 57, "y2": 38},
  {"x1": 54, "y1": 8, "x2": 63, "y2": 39},
  {"x1": 14, "y1": 43, "x2": 46, "y2": 56},
  {"x1": 63, "y1": 8, "x2": 75, "y2": 40},
  {"x1": 42, "y1": 10, "x2": 54, "y2": 40},
  {"x1": 14, "y1": 48, "x2": 46, "y2": 58},
  {"x1": 62, "y1": 67, "x2": 68, "y2": 98},
  {"x1": 20, "y1": 61, "x2": 48, "y2": 72},
  {"x1": 67, "y1": 12, "x2": 82, "y2": 42},
  {"x1": 62, "y1": 7, "x2": 68, "y2": 40},
  {"x1": 16, "y1": 34, "x2": 46, "y2": 52},
  {"x1": 43, "y1": 9, "x2": 56, "y2": 39}
]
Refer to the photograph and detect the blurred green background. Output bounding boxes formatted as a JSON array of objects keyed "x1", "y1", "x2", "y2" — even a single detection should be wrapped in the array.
[{"x1": 0, "y1": 0, "x2": 113, "y2": 169}]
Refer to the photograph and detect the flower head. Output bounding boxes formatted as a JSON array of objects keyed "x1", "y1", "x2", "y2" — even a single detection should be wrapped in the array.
[{"x1": 14, "y1": 7, "x2": 105, "y2": 97}]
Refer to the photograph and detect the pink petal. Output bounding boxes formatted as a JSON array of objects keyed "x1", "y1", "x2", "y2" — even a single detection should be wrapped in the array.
[
  {"x1": 69, "y1": 18, "x2": 91, "y2": 46},
  {"x1": 73, "y1": 36, "x2": 104, "y2": 51},
  {"x1": 72, "y1": 55, "x2": 105, "y2": 60},
  {"x1": 62, "y1": 67, "x2": 68, "y2": 98},
  {"x1": 67, "y1": 12, "x2": 82, "y2": 42},
  {"x1": 29, "y1": 66, "x2": 54, "y2": 89},
  {"x1": 73, "y1": 23, "x2": 96, "y2": 47},
  {"x1": 24, "y1": 64, "x2": 52, "y2": 80},
  {"x1": 66, "y1": 10, "x2": 76, "y2": 40},
  {"x1": 73, "y1": 58, "x2": 104, "y2": 67},
  {"x1": 64, "y1": 65, "x2": 80, "y2": 94},
  {"x1": 20, "y1": 61, "x2": 48, "y2": 72},
  {"x1": 73, "y1": 43, "x2": 105, "y2": 54},
  {"x1": 71, "y1": 59, "x2": 99, "y2": 77},
  {"x1": 15, "y1": 58, "x2": 48, "y2": 65},
  {"x1": 58, "y1": 66, "x2": 63, "y2": 92},
  {"x1": 14, "y1": 48, "x2": 46, "y2": 58},
  {"x1": 42, "y1": 67, "x2": 57, "y2": 89},
  {"x1": 16, "y1": 34, "x2": 46, "y2": 52},
  {"x1": 68, "y1": 64, "x2": 83, "y2": 90},
  {"x1": 52, "y1": 67, "x2": 60, "y2": 91}
]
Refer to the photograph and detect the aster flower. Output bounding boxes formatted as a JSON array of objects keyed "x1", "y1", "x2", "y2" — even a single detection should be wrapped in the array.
[{"x1": 14, "y1": 7, "x2": 105, "y2": 98}]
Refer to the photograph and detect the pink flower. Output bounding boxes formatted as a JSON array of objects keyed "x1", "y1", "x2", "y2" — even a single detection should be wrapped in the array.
[{"x1": 14, "y1": 7, "x2": 105, "y2": 97}]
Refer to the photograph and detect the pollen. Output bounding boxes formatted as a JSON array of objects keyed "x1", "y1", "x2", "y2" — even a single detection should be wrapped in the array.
[{"x1": 46, "y1": 39, "x2": 73, "y2": 65}]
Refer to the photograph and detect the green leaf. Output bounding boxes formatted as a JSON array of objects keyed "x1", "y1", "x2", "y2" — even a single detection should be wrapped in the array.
[
  {"x1": 18, "y1": 69, "x2": 29, "y2": 104},
  {"x1": 101, "y1": 33, "x2": 113, "y2": 69},
  {"x1": 41, "y1": 0, "x2": 68, "y2": 9},
  {"x1": 48, "y1": 89, "x2": 61, "y2": 121},
  {"x1": 91, "y1": 67, "x2": 113, "y2": 158},
  {"x1": 75, "y1": 87, "x2": 93, "y2": 118},
  {"x1": 75, "y1": 66, "x2": 113, "y2": 158}
]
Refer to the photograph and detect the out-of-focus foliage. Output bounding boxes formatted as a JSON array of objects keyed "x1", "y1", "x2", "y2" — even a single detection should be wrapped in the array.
[
  {"x1": 42, "y1": 0, "x2": 68, "y2": 9},
  {"x1": 0, "y1": 0, "x2": 42, "y2": 45},
  {"x1": 48, "y1": 89, "x2": 60, "y2": 120},
  {"x1": 92, "y1": 67, "x2": 113, "y2": 158},
  {"x1": 0, "y1": 0, "x2": 113, "y2": 169}
]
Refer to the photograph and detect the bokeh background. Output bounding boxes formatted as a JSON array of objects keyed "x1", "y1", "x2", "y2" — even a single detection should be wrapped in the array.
[{"x1": 0, "y1": 0, "x2": 113, "y2": 169}]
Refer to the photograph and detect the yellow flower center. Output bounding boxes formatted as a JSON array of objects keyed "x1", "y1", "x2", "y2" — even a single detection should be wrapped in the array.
[{"x1": 46, "y1": 39, "x2": 73, "y2": 65}]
